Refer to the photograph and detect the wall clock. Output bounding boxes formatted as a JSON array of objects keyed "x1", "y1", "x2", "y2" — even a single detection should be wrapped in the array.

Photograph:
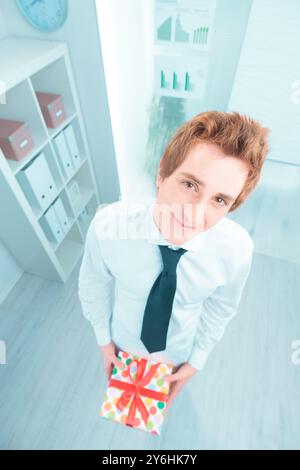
[{"x1": 16, "y1": 0, "x2": 68, "y2": 32}]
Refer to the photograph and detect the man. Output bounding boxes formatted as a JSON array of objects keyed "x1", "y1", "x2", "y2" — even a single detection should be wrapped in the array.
[{"x1": 78, "y1": 110, "x2": 270, "y2": 408}]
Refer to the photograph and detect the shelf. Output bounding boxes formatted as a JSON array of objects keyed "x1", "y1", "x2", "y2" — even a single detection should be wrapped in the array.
[
  {"x1": 77, "y1": 194, "x2": 98, "y2": 239},
  {"x1": 69, "y1": 186, "x2": 94, "y2": 219},
  {"x1": 0, "y1": 37, "x2": 66, "y2": 91},
  {"x1": 51, "y1": 216, "x2": 76, "y2": 252},
  {"x1": 4, "y1": 115, "x2": 77, "y2": 176},
  {"x1": 30, "y1": 56, "x2": 77, "y2": 132},
  {"x1": 15, "y1": 144, "x2": 64, "y2": 220},
  {"x1": 66, "y1": 159, "x2": 95, "y2": 217},
  {"x1": 0, "y1": 37, "x2": 99, "y2": 283},
  {"x1": 0, "y1": 79, "x2": 48, "y2": 163},
  {"x1": 47, "y1": 112, "x2": 77, "y2": 140},
  {"x1": 63, "y1": 155, "x2": 87, "y2": 186},
  {"x1": 8, "y1": 140, "x2": 48, "y2": 176}
]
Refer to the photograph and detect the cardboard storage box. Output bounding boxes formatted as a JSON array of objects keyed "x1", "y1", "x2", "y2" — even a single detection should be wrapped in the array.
[
  {"x1": 0, "y1": 119, "x2": 35, "y2": 161},
  {"x1": 36, "y1": 91, "x2": 67, "y2": 129}
]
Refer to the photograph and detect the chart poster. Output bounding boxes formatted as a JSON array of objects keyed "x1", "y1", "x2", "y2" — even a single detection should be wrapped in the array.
[
  {"x1": 154, "y1": 53, "x2": 209, "y2": 100},
  {"x1": 155, "y1": 0, "x2": 217, "y2": 51}
]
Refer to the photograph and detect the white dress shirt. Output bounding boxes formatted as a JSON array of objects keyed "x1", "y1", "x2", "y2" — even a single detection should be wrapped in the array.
[{"x1": 78, "y1": 197, "x2": 254, "y2": 370}]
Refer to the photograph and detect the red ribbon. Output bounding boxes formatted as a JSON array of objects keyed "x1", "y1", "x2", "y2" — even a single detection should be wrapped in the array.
[{"x1": 109, "y1": 357, "x2": 169, "y2": 428}]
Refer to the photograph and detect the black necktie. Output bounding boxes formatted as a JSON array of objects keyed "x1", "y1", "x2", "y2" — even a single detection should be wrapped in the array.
[{"x1": 140, "y1": 244, "x2": 188, "y2": 353}]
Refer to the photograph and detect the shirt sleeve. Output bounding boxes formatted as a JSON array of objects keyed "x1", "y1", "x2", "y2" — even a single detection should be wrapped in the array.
[
  {"x1": 187, "y1": 241, "x2": 254, "y2": 371},
  {"x1": 78, "y1": 215, "x2": 114, "y2": 346}
]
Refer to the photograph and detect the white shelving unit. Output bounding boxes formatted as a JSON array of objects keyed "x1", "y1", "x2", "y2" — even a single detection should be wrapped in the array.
[{"x1": 0, "y1": 37, "x2": 99, "y2": 282}]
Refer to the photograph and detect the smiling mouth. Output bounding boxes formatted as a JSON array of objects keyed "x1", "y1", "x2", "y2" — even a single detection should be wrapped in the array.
[{"x1": 172, "y1": 212, "x2": 196, "y2": 230}]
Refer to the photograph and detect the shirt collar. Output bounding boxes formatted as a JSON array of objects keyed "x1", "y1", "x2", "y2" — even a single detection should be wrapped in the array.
[{"x1": 143, "y1": 196, "x2": 206, "y2": 253}]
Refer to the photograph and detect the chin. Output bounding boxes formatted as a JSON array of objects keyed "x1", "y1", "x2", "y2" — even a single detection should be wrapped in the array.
[{"x1": 166, "y1": 234, "x2": 190, "y2": 245}]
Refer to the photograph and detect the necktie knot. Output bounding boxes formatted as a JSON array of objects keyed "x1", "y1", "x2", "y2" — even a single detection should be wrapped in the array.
[{"x1": 158, "y1": 244, "x2": 187, "y2": 274}]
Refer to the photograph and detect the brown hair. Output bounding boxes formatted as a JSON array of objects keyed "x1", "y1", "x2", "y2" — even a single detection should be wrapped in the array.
[{"x1": 158, "y1": 110, "x2": 270, "y2": 211}]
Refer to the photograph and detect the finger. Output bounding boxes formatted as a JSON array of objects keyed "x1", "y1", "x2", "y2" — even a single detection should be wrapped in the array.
[
  {"x1": 112, "y1": 355, "x2": 125, "y2": 370},
  {"x1": 166, "y1": 390, "x2": 177, "y2": 409},
  {"x1": 106, "y1": 359, "x2": 116, "y2": 378},
  {"x1": 164, "y1": 371, "x2": 184, "y2": 383},
  {"x1": 169, "y1": 378, "x2": 185, "y2": 398},
  {"x1": 166, "y1": 381, "x2": 185, "y2": 408},
  {"x1": 164, "y1": 365, "x2": 192, "y2": 383},
  {"x1": 105, "y1": 365, "x2": 111, "y2": 380},
  {"x1": 170, "y1": 379, "x2": 185, "y2": 397},
  {"x1": 166, "y1": 396, "x2": 174, "y2": 410},
  {"x1": 166, "y1": 381, "x2": 174, "y2": 399}
]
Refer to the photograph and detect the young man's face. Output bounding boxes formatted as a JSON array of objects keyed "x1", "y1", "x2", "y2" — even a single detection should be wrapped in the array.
[{"x1": 153, "y1": 141, "x2": 249, "y2": 245}]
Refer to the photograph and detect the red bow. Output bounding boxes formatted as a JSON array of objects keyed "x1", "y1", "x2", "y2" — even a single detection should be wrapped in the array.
[{"x1": 109, "y1": 357, "x2": 169, "y2": 427}]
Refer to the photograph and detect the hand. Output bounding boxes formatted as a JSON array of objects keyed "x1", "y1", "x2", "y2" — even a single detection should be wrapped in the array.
[
  {"x1": 100, "y1": 341, "x2": 125, "y2": 380},
  {"x1": 163, "y1": 362, "x2": 198, "y2": 409}
]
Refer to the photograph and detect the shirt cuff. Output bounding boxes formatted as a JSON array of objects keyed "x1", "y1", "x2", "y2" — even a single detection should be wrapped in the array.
[
  {"x1": 187, "y1": 348, "x2": 210, "y2": 371},
  {"x1": 93, "y1": 326, "x2": 112, "y2": 346}
]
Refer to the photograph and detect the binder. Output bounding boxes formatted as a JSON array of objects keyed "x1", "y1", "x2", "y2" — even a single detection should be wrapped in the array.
[
  {"x1": 63, "y1": 124, "x2": 81, "y2": 170},
  {"x1": 53, "y1": 131, "x2": 74, "y2": 179}
]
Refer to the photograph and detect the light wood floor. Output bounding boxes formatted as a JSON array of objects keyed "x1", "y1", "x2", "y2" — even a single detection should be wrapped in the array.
[{"x1": 0, "y1": 252, "x2": 300, "y2": 450}]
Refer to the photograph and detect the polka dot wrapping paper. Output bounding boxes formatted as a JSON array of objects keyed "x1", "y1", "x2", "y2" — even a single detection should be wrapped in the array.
[{"x1": 99, "y1": 350, "x2": 174, "y2": 435}]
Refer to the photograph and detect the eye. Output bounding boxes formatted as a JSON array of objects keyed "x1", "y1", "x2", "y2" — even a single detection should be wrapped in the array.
[
  {"x1": 182, "y1": 180, "x2": 197, "y2": 191},
  {"x1": 215, "y1": 197, "x2": 227, "y2": 206}
]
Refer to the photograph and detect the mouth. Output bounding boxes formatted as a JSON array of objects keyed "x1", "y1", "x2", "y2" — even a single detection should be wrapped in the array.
[{"x1": 172, "y1": 212, "x2": 196, "y2": 230}]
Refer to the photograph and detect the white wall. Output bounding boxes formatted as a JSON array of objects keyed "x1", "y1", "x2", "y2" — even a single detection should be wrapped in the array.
[
  {"x1": 0, "y1": 2, "x2": 23, "y2": 304},
  {"x1": 96, "y1": 0, "x2": 156, "y2": 201},
  {"x1": 0, "y1": 0, "x2": 120, "y2": 302},
  {"x1": 229, "y1": 0, "x2": 300, "y2": 165},
  {"x1": 0, "y1": 7, "x2": 7, "y2": 38},
  {"x1": 96, "y1": 0, "x2": 252, "y2": 202}
]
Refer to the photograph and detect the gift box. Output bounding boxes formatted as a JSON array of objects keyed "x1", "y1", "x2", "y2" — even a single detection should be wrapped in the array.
[{"x1": 99, "y1": 350, "x2": 174, "y2": 435}]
